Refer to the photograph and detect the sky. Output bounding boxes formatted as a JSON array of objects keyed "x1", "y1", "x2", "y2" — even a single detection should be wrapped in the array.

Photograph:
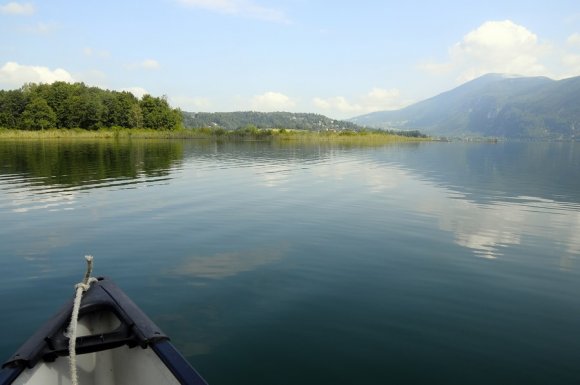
[{"x1": 1, "y1": 0, "x2": 580, "y2": 119}]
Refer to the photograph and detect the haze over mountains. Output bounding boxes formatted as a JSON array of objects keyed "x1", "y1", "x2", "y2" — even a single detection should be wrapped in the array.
[{"x1": 350, "y1": 74, "x2": 580, "y2": 139}]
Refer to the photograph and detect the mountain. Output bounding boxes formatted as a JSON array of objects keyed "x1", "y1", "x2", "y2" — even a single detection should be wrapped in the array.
[
  {"x1": 182, "y1": 111, "x2": 362, "y2": 131},
  {"x1": 350, "y1": 74, "x2": 580, "y2": 139}
]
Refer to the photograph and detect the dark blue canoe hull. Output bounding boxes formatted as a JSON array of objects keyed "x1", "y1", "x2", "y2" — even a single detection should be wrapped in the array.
[{"x1": 0, "y1": 277, "x2": 208, "y2": 385}]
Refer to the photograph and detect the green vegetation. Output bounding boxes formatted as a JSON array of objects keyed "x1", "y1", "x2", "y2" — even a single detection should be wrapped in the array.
[
  {"x1": 183, "y1": 111, "x2": 427, "y2": 139},
  {"x1": 0, "y1": 127, "x2": 190, "y2": 139},
  {"x1": 0, "y1": 126, "x2": 427, "y2": 143},
  {"x1": 0, "y1": 82, "x2": 428, "y2": 142},
  {"x1": 0, "y1": 82, "x2": 181, "y2": 131},
  {"x1": 183, "y1": 111, "x2": 363, "y2": 131},
  {"x1": 183, "y1": 126, "x2": 426, "y2": 143},
  {"x1": 270, "y1": 129, "x2": 427, "y2": 145}
]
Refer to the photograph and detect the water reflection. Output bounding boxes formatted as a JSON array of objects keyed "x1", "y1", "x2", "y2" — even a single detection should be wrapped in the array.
[
  {"x1": 0, "y1": 139, "x2": 579, "y2": 262},
  {"x1": 2, "y1": 139, "x2": 580, "y2": 385},
  {"x1": 172, "y1": 245, "x2": 288, "y2": 280},
  {"x1": 366, "y1": 142, "x2": 580, "y2": 260},
  {"x1": 376, "y1": 142, "x2": 580, "y2": 205},
  {"x1": 0, "y1": 139, "x2": 184, "y2": 213},
  {"x1": 418, "y1": 191, "x2": 580, "y2": 259},
  {"x1": 0, "y1": 139, "x2": 183, "y2": 185},
  {"x1": 298, "y1": 150, "x2": 580, "y2": 260},
  {"x1": 9, "y1": 189, "x2": 76, "y2": 213},
  {"x1": 218, "y1": 143, "x2": 580, "y2": 260},
  {"x1": 193, "y1": 142, "x2": 580, "y2": 261}
]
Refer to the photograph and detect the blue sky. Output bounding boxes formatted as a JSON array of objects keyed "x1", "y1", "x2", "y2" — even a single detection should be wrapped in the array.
[{"x1": 1, "y1": 0, "x2": 580, "y2": 119}]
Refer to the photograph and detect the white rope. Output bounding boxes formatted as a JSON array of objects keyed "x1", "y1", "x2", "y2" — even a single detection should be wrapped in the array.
[{"x1": 67, "y1": 255, "x2": 98, "y2": 385}]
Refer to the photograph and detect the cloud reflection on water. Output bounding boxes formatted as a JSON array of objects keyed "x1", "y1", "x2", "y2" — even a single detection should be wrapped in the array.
[
  {"x1": 8, "y1": 189, "x2": 77, "y2": 213},
  {"x1": 172, "y1": 245, "x2": 288, "y2": 280},
  {"x1": 247, "y1": 150, "x2": 580, "y2": 262},
  {"x1": 408, "y1": 177, "x2": 580, "y2": 261}
]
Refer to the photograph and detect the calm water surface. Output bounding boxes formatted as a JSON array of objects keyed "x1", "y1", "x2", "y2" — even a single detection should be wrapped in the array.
[{"x1": 1, "y1": 139, "x2": 580, "y2": 384}]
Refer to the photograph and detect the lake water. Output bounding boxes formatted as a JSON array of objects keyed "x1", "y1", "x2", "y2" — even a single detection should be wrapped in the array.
[{"x1": 1, "y1": 139, "x2": 580, "y2": 384}]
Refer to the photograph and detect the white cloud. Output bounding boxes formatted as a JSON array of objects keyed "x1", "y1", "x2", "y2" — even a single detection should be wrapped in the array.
[
  {"x1": 121, "y1": 87, "x2": 148, "y2": 99},
  {"x1": 126, "y1": 59, "x2": 160, "y2": 70},
  {"x1": 363, "y1": 88, "x2": 405, "y2": 110},
  {"x1": 250, "y1": 91, "x2": 296, "y2": 111},
  {"x1": 559, "y1": 34, "x2": 580, "y2": 77},
  {"x1": 21, "y1": 22, "x2": 58, "y2": 35},
  {"x1": 563, "y1": 54, "x2": 580, "y2": 67},
  {"x1": 178, "y1": 0, "x2": 242, "y2": 13},
  {"x1": 420, "y1": 20, "x2": 552, "y2": 82},
  {"x1": 83, "y1": 47, "x2": 110, "y2": 59},
  {"x1": 416, "y1": 61, "x2": 454, "y2": 75},
  {"x1": 170, "y1": 95, "x2": 212, "y2": 111},
  {"x1": 565, "y1": 13, "x2": 580, "y2": 25},
  {"x1": 72, "y1": 69, "x2": 107, "y2": 88},
  {"x1": 567, "y1": 33, "x2": 580, "y2": 45},
  {"x1": 561, "y1": 53, "x2": 580, "y2": 78},
  {"x1": 0, "y1": 61, "x2": 74, "y2": 87},
  {"x1": 177, "y1": 0, "x2": 289, "y2": 24},
  {"x1": 313, "y1": 87, "x2": 408, "y2": 118},
  {"x1": 0, "y1": 2, "x2": 35, "y2": 15},
  {"x1": 140, "y1": 59, "x2": 160, "y2": 70},
  {"x1": 313, "y1": 96, "x2": 360, "y2": 114}
]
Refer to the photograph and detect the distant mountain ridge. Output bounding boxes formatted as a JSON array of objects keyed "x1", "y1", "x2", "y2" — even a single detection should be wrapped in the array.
[
  {"x1": 350, "y1": 73, "x2": 580, "y2": 139},
  {"x1": 182, "y1": 111, "x2": 361, "y2": 131}
]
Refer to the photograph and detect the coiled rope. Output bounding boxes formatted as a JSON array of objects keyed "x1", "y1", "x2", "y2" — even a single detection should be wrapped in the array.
[{"x1": 67, "y1": 255, "x2": 98, "y2": 385}]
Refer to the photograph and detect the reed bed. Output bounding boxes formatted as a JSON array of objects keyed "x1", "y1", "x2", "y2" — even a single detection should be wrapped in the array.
[{"x1": 0, "y1": 127, "x2": 428, "y2": 144}]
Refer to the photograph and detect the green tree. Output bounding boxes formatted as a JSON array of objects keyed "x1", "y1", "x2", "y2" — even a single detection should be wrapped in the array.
[
  {"x1": 106, "y1": 91, "x2": 143, "y2": 128},
  {"x1": 20, "y1": 97, "x2": 57, "y2": 130},
  {"x1": 140, "y1": 94, "x2": 181, "y2": 129},
  {"x1": 43, "y1": 81, "x2": 75, "y2": 128},
  {"x1": 0, "y1": 89, "x2": 28, "y2": 127},
  {"x1": 63, "y1": 86, "x2": 105, "y2": 129},
  {"x1": 0, "y1": 82, "x2": 179, "y2": 131}
]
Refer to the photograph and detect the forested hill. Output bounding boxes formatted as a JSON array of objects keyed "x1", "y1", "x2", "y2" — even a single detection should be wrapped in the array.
[
  {"x1": 0, "y1": 82, "x2": 182, "y2": 130},
  {"x1": 182, "y1": 111, "x2": 362, "y2": 131},
  {"x1": 350, "y1": 73, "x2": 580, "y2": 139}
]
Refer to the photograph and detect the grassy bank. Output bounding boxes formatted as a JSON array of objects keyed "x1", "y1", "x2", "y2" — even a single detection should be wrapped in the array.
[
  {"x1": 0, "y1": 128, "x2": 193, "y2": 139},
  {"x1": 0, "y1": 127, "x2": 428, "y2": 144}
]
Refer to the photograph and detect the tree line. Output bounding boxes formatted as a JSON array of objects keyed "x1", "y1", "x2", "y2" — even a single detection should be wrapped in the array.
[
  {"x1": 182, "y1": 111, "x2": 363, "y2": 131},
  {"x1": 183, "y1": 111, "x2": 427, "y2": 137},
  {"x1": 0, "y1": 82, "x2": 182, "y2": 130}
]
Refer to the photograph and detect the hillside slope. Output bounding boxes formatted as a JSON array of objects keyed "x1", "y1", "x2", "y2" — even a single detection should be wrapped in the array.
[
  {"x1": 182, "y1": 111, "x2": 361, "y2": 131},
  {"x1": 350, "y1": 74, "x2": 580, "y2": 139}
]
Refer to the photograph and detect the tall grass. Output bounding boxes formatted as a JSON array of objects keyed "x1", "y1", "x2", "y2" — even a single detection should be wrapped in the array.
[
  {"x1": 0, "y1": 128, "x2": 195, "y2": 139},
  {"x1": 0, "y1": 127, "x2": 428, "y2": 144},
  {"x1": 273, "y1": 130, "x2": 426, "y2": 145}
]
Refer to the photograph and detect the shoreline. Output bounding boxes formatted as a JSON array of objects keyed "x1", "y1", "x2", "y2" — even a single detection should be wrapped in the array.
[{"x1": 0, "y1": 128, "x2": 429, "y2": 144}]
